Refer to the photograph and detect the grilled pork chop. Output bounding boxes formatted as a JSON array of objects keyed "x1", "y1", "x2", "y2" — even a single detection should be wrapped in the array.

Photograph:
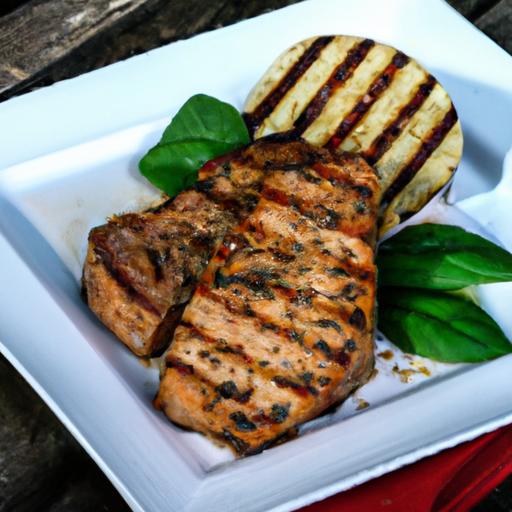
[
  {"x1": 156, "y1": 146, "x2": 380, "y2": 455},
  {"x1": 83, "y1": 140, "x2": 332, "y2": 356}
]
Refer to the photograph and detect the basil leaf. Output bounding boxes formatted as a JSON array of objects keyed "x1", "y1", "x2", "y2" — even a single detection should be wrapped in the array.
[
  {"x1": 378, "y1": 224, "x2": 512, "y2": 290},
  {"x1": 140, "y1": 140, "x2": 234, "y2": 197},
  {"x1": 378, "y1": 287, "x2": 512, "y2": 362},
  {"x1": 160, "y1": 94, "x2": 250, "y2": 146},
  {"x1": 139, "y1": 94, "x2": 250, "y2": 196}
]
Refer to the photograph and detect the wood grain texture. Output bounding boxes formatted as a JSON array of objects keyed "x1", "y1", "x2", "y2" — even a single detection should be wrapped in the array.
[
  {"x1": 12, "y1": 0, "x2": 300, "y2": 102},
  {"x1": 446, "y1": 0, "x2": 503, "y2": 19},
  {"x1": 0, "y1": 0, "x2": 162, "y2": 96},
  {"x1": 476, "y1": 0, "x2": 512, "y2": 54},
  {"x1": 0, "y1": 355, "x2": 129, "y2": 512}
]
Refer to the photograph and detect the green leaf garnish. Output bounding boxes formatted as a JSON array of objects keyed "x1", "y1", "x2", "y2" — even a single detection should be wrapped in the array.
[
  {"x1": 378, "y1": 288, "x2": 512, "y2": 363},
  {"x1": 378, "y1": 224, "x2": 512, "y2": 290},
  {"x1": 139, "y1": 94, "x2": 250, "y2": 196}
]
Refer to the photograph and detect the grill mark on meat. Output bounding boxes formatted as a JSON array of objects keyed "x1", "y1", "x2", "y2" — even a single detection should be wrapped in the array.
[
  {"x1": 194, "y1": 268, "x2": 363, "y2": 373},
  {"x1": 216, "y1": 381, "x2": 254, "y2": 403},
  {"x1": 262, "y1": 185, "x2": 371, "y2": 233},
  {"x1": 197, "y1": 378, "x2": 255, "y2": 409},
  {"x1": 92, "y1": 244, "x2": 161, "y2": 317},
  {"x1": 251, "y1": 404, "x2": 291, "y2": 425},
  {"x1": 272, "y1": 375, "x2": 319, "y2": 397},
  {"x1": 349, "y1": 306, "x2": 367, "y2": 331},
  {"x1": 260, "y1": 155, "x2": 361, "y2": 189},
  {"x1": 381, "y1": 105, "x2": 458, "y2": 207},
  {"x1": 363, "y1": 75, "x2": 437, "y2": 165},
  {"x1": 209, "y1": 268, "x2": 360, "y2": 330},
  {"x1": 335, "y1": 350, "x2": 351, "y2": 368},
  {"x1": 190, "y1": 287, "x2": 327, "y2": 366},
  {"x1": 86, "y1": 140, "x2": 370, "y2": 358},
  {"x1": 145, "y1": 247, "x2": 169, "y2": 281},
  {"x1": 291, "y1": 39, "x2": 375, "y2": 136},
  {"x1": 316, "y1": 319, "x2": 343, "y2": 333},
  {"x1": 243, "y1": 215, "x2": 374, "y2": 279},
  {"x1": 269, "y1": 248, "x2": 296, "y2": 263},
  {"x1": 180, "y1": 321, "x2": 254, "y2": 364},
  {"x1": 166, "y1": 358, "x2": 194, "y2": 376},
  {"x1": 229, "y1": 411, "x2": 258, "y2": 432},
  {"x1": 172, "y1": 340, "x2": 330, "y2": 417},
  {"x1": 327, "y1": 52, "x2": 409, "y2": 149},
  {"x1": 243, "y1": 36, "x2": 335, "y2": 134},
  {"x1": 156, "y1": 141, "x2": 379, "y2": 455},
  {"x1": 175, "y1": 325, "x2": 351, "y2": 411}
]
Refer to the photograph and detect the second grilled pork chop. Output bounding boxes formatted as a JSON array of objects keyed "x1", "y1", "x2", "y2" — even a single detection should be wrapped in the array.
[
  {"x1": 83, "y1": 140, "x2": 332, "y2": 356},
  {"x1": 156, "y1": 146, "x2": 380, "y2": 455}
]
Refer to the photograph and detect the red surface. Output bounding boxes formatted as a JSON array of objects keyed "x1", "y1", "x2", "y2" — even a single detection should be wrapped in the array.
[{"x1": 298, "y1": 424, "x2": 512, "y2": 512}]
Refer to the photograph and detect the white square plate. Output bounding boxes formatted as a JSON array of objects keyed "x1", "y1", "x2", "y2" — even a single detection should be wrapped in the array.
[{"x1": 1, "y1": 1, "x2": 511, "y2": 510}]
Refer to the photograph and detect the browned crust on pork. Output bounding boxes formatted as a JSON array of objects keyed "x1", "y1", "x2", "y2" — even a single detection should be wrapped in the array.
[{"x1": 156, "y1": 141, "x2": 380, "y2": 454}]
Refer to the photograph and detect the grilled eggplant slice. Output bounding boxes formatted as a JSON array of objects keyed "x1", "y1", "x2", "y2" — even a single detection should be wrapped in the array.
[
  {"x1": 244, "y1": 35, "x2": 463, "y2": 234},
  {"x1": 155, "y1": 141, "x2": 380, "y2": 455}
]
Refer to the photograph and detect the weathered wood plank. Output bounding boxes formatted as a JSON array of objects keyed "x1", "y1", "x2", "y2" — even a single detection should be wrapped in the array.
[
  {"x1": 446, "y1": 0, "x2": 502, "y2": 20},
  {"x1": 0, "y1": 0, "x2": 302, "y2": 101},
  {"x1": 43, "y1": 458, "x2": 130, "y2": 512},
  {"x1": 0, "y1": 0, "x2": 162, "y2": 96},
  {"x1": 0, "y1": 354, "x2": 129, "y2": 512},
  {"x1": 476, "y1": 0, "x2": 512, "y2": 54},
  {"x1": 0, "y1": 354, "x2": 72, "y2": 511}
]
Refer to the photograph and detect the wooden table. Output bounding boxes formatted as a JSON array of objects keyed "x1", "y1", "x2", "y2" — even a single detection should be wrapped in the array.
[{"x1": 0, "y1": 1, "x2": 511, "y2": 510}]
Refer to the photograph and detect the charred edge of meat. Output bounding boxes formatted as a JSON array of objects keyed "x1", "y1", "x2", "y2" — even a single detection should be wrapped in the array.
[
  {"x1": 243, "y1": 428, "x2": 299, "y2": 456},
  {"x1": 334, "y1": 350, "x2": 351, "y2": 368},
  {"x1": 146, "y1": 247, "x2": 170, "y2": 281},
  {"x1": 91, "y1": 243, "x2": 160, "y2": 317},
  {"x1": 149, "y1": 304, "x2": 187, "y2": 357},
  {"x1": 348, "y1": 307, "x2": 367, "y2": 331},
  {"x1": 256, "y1": 131, "x2": 303, "y2": 144},
  {"x1": 80, "y1": 277, "x2": 88, "y2": 304},
  {"x1": 313, "y1": 340, "x2": 353, "y2": 368},
  {"x1": 221, "y1": 429, "x2": 250, "y2": 454}
]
